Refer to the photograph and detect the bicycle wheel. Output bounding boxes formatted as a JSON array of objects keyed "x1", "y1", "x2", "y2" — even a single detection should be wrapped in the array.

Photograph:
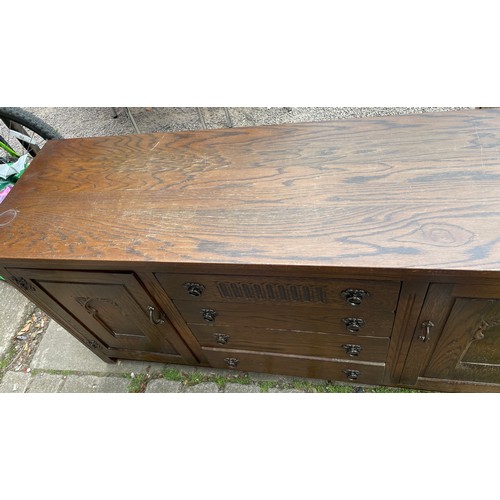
[{"x1": 0, "y1": 107, "x2": 62, "y2": 164}]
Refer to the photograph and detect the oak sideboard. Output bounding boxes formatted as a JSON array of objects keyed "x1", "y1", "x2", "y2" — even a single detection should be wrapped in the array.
[{"x1": 1, "y1": 109, "x2": 500, "y2": 392}]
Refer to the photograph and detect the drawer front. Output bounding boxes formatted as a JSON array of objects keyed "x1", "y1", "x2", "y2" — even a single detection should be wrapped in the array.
[
  {"x1": 174, "y1": 300, "x2": 395, "y2": 337},
  {"x1": 191, "y1": 325, "x2": 389, "y2": 361},
  {"x1": 156, "y1": 273, "x2": 400, "y2": 311},
  {"x1": 203, "y1": 348, "x2": 386, "y2": 385}
]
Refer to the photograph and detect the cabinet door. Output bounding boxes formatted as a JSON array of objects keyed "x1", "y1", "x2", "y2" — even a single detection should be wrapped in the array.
[
  {"x1": 401, "y1": 284, "x2": 500, "y2": 390},
  {"x1": 7, "y1": 269, "x2": 196, "y2": 363}
]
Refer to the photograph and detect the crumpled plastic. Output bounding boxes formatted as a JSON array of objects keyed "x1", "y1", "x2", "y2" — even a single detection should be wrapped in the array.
[
  {"x1": 0, "y1": 154, "x2": 28, "y2": 204},
  {"x1": 0, "y1": 154, "x2": 28, "y2": 180}
]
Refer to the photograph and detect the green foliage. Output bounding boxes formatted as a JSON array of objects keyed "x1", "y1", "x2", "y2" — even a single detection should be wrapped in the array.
[
  {"x1": 127, "y1": 373, "x2": 149, "y2": 393},
  {"x1": 259, "y1": 381, "x2": 279, "y2": 393},
  {"x1": 162, "y1": 368, "x2": 183, "y2": 381}
]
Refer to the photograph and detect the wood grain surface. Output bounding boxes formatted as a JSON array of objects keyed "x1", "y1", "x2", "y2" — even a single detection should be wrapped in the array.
[{"x1": 2, "y1": 109, "x2": 500, "y2": 271}]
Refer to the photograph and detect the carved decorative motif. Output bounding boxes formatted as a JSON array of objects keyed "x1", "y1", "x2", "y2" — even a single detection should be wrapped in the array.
[
  {"x1": 75, "y1": 296, "x2": 120, "y2": 315},
  {"x1": 473, "y1": 318, "x2": 500, "y2": 341},
  {"x1": 217, "y1": 281, "x2": 327, "y2": 303},
  {"x1": 12, "y1": 277, "x2": 35, "y2": 292},
  {"x1": 83, "y1": 338, "x2": 104, "y2": 350}
]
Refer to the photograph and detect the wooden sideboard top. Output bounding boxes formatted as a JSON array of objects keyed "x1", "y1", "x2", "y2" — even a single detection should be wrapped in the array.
[{"x1": 2, "y1": 108, "x2": 500, "y2": 272}]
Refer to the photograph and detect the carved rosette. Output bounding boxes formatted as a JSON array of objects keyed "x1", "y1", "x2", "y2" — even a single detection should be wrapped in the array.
[
  {"x1": 83, "y1": 338, "x2": 104, "y2": 350},
  {"x1": 11, "y1": 277, "x2": 36, "y2": 292}
]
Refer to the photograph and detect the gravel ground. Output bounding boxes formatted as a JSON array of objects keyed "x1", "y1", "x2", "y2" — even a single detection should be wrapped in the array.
[{"x1": 25, "y1": 107, "x2": 472, "y2": 138}]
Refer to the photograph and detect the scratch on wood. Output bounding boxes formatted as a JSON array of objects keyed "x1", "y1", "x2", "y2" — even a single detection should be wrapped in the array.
[{"x1": 0, "y1": 209, "x2": 18, "y2": 227}]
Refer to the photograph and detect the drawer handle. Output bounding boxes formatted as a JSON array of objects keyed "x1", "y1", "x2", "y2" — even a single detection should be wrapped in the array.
[
  {"x1": 214, "y1": 333, "x2": 230, "y2": 345},
  {"x1": 342, "y1": 317, "x2": 365, "y2": 333},
  {"x1": 341, "y1": 289, "x2": 369, "y2": 306},
  {"x1": 224, "y1": 357, "x2": 239, "y2": 368},
  {"x1": 342, "y1": 344, "x2": 362, "y2": 357},
  {"x1": 201, "y1": 308, "x2": 218, "y2": 322},
  {"x1": 147, "y1": 305, "x2": 165, "y2": 325},
  {"x1": 343, "y1": 369, "x2": 360, "y2": 381},
  {"x1": 418, "y1": 320, "x2": 434, "y2": 342},
  {"x1": 184, "y1": 282, "x2": 205, "y2": 297}
]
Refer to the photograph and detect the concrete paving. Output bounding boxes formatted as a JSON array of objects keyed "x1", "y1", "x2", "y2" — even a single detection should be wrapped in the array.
[
  {"x1": 0, "y1": 281, "x2": 35, "y2": 358},
  {"x1": 0, "y1": 107, "x2": 466, "y2": 393}
]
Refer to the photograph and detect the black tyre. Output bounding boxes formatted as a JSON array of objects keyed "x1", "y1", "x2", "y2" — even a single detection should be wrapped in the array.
[{"x1": 0, "y1": 107, "x2": 62, "y2": 163}]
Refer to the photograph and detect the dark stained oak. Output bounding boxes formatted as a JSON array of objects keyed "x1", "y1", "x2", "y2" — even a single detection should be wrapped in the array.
[
  {"x1": 189, "y1": 324, "x2": 390, "y2": 361},
  {"x1": 2, "y1": 109, "x2": 500, "y2": 271},
  {"x1": 173, "y1": 299, "x2": 396, "y2": 337},
  {"x1": 401, "y1": 283, "x2": 500, "y2": 387},
  {"x1": 3, "y1": 109, "x2": 500, "y2": 391},
  {"x1": 155, "y1": 272, "x2": 400, "y2": 310},
  {"x1": 6, "y1": 268, "x2": 198, "y2": 365},
  {"x1": 202, "y1": 347, "x2": 386, "y2": 385}
]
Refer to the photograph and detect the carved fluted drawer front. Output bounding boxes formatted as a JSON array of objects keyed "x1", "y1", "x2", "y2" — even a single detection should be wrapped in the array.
[
  {"x1": 203, "y1": 348, "x2": 386, "y2": 385},
  {"x1": 190, "y1": 325, "x2": 390, "y2": 362},
  {"x1": 155, "y1": 273, "x2": 401, "y2": 311},
  {"x1": 172, "y1": 300, "x2": 395, "y2": 337}
]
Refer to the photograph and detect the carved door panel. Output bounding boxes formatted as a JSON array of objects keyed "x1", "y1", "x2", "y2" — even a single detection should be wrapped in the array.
[
  {"x1": 401, "y1": 284, "x2": 500, "y2": 386},
  {"x1": 7, "y1": 269, "x2": 196, "y2": 362}
]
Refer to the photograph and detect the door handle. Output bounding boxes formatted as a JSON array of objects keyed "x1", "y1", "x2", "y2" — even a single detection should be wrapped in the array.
[
  {"x1": 147, "y1": 305, "x2": 165, "y2": 325},
  {"x1": 418, "y1": 320, "x2": 434, "y2": 342}
]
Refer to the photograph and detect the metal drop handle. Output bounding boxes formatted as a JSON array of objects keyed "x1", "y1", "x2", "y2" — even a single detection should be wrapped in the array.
[
  {"x1": 185, "y1": 282, "x2": 205, "y2": 297},
  {"x1": 342, "y1": 317, "x2": 365, "y2": 333},
  {"x1": 214, "y1": 333, "x2": 230, "y2": 345},
  {"x1": 201, "y1": 308, "x2": 218, "y2": 322},
  {"x1": 343, "y1": 344, "x2": 362, "y2": 357},
  {"x1": 225, "y1": 358, "x2": 239, "y2": 368},
  {"x1": 341, "y1": 289, "x2": 369, "y2": 306},
  {"x1": 418, "y1": 320, "x2": 434, "y2": 342},
  {"x1": 147, "y1": 305, "x2": 165, "y2": 325},
  {"x1": 343, "y1": 369, "x2": 360, "y2": 381}
]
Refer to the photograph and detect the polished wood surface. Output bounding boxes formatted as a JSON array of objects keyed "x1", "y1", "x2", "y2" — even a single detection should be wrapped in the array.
[
  {"x1": 3, "y1": 109, "x2": 500, "y2": 391},
  {"x1": 173, "y1": 300, "x2": 395, "y2": 336},
  {"x1": 7, "y1": 268, "x2": 198, "y2": 364},
  {"x1": 202, "y1": 347, "x2": 386, "y2": 384},
  {"x1": 155, "y1": 273, "x2": 400, "y2": 310},
  {"x1": 402, "y1": 283, "x2": 500, "y2": 386},
  {"x1": 190, "y1": 324, "x2": 390, "y2": 361},
  {"x1": 2, "y1": 109, "x2": 500, "y2": 271}
]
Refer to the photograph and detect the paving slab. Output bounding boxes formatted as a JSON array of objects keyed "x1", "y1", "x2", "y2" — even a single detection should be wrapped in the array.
[
  {"x1": 247, "y1": 371, "x2": 296, "y2": 383},
  {"x1": 30, "y1": 321, "x2": 167, "y2": 375},
  {"x1": 224, "y1": 383, "x2": 261, "y2": 393},
  {"x1": 194, "y1": 366, "x2": 246, "y2": 378},
  {"x1": 184, "y1": 382, "x2": 220, "y2": 393},
  {"x1": 60, "y1": 375, "x2": 130, "y2": 393},
  {"x1": 268, "y1": 388, "x2": 303, "y2": 393},
  {"x1": 145, "y1": 379, "x2": 183, "y2": 393},
  {"x1": 0, "y1": 371, "x2": 31, "y2": 393},
  {"x1": 0, "y1": 281, "x2": 35, "y2": 358},
  {"x1": 26, "y1": 373, "x2": 65, "y2": 393}
]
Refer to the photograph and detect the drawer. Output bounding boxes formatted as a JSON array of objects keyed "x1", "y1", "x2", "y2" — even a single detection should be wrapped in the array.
[
  {"x1": 191, "y1": 325, "x2": 390, "y2": 362},
  {"x1": 203, "y1": 347, "x2": 386, "y2": 385},
  {"x1": 156, "y1": 273, "x2": 401, "y2": 311},
  {"x1": 174, "y1": 300, "x2": 395, "y2": 337}
]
